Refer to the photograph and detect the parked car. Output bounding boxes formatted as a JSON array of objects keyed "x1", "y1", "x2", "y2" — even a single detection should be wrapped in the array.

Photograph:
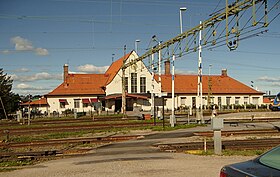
[{"x1": 220, "y1": 145, "x2": 280, "y2": 177}]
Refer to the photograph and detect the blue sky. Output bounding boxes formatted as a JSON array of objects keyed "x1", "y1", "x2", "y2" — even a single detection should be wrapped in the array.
[{"x1": 0, "y1": 0, "x2": 280, "y2": 96}]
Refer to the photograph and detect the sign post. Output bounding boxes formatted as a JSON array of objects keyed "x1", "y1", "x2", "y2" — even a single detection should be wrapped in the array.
[{"x1": 211, "y1": 117, "x2": 223, "y2": 155}]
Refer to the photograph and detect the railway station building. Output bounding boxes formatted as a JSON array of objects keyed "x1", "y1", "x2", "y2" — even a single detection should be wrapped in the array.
[{"x1": 45, "y1": 51, "x2": 264, "y2": 115}]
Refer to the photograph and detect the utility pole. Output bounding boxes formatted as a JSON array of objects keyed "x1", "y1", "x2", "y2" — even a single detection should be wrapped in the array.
[
  {"x1": 28, "y1": 94, "x2": 31, "y2": 125},
  {"x1": 170, "y1": 54, "x2": 176, "y2": 127},
  {"x1": 208, "y1": 64, "x2": 213, "y2": 108},
  {"x1": 151, "y1": 53, "x2": 155, "y2": 120},
  {"x1": 158, "y1": 41, "x2": 162, "y2": 121},
  {"x1": 0, "y1": 97, "x2": 8, "y2": 120},
  {"x1": 197, "y1": 21, "x2": 204, "y2": 124},
  {"x1": 122, "y1": 45, "x2": 127, "y2": 118}
]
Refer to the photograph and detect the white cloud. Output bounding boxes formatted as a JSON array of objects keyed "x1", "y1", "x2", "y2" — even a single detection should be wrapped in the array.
[
  {"x1": 14, "y1": 68, "x2": 30, "y2": 73},
  {"x1": 16, "y1": 83, "x2": 31, "y2": 89},
  {"x1": 1, "y1": 50, "x2": 10, "y2": 54},
  {"x1": 11, "y1": 36, "x2": 34, "y2": 51},
  {"x1": 175, "y1": 69, "x2": 196, "y2": 75},
  {"x1": 257, "y1": 76, "x2": 280, "y2": 82},
  {"x1": 10, "y1": 36, "x2": 49, "y2": 56},
  {"x1": 77, "y1": 64, "x2": 109, "y2": 73},
  {"x1": 35, "y1": 48, "x2": 49, "y2": 56},
  {"x1": 11, "y1": 72, "x2": 62, "y2": 82},
  {"x1": 15, "y1": 83, "x2": 48, "y2": 91}
]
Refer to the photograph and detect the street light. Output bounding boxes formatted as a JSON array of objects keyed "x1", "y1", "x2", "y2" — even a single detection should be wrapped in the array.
[
  {"x1": 179, "y1": 7, "x2": 187, "y2": 34},
  {"x1": 208, "y1": 64, "x2": 212, "y2": 76},
  {"x1": 135, "y1": 39, "x2": 140, "y2": 54}
]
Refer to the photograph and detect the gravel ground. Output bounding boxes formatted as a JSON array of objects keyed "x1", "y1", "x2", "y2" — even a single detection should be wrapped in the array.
[{"x1": 1, "y1": 148, "x2": 254, "y2": 177}]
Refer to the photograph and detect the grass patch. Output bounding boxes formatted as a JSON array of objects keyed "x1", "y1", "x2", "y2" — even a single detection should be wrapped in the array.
[
  {"x1": 9, "y1": 130, "x2": 96, "y2": 143},
  {"x1": 0, "y1": 167, "x2": 18, "y2": 172},
  {"x1": 185, "y1": 149, "x2": 267, "y2": 156},
  {"x1": 222, "y1": 149, "x2": 266, "y2": 156},
  {"x1": 0, "y1": 160, "x2": 33, "y2": 167}
]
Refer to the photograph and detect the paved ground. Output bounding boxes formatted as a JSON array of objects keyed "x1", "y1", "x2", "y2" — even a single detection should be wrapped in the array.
[
  {"x1": 2, "y1": 112, "x2": 280, "y2": 177},
  {"x1": 1, "y1": 151, "x2": 252, "y2": 177}
]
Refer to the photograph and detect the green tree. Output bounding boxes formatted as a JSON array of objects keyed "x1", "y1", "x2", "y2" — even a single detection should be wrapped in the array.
[{"x1": 0, "y1": 68, "x2": 20, "y2": 119}]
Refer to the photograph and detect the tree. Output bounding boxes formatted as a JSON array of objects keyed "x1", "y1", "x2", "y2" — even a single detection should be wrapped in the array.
[{"x1": 0, "y1": 68, "x2": 20, "y2": 119}]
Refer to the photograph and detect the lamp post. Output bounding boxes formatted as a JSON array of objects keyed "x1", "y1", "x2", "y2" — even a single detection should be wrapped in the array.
[
  {"x1": 208, "y1": 64, "x2": 212, "y2": 76},
  {"x1": 135, "y1": 39, "x2": 140, "y2": 54},
  {"x1": 179, "y1": 7, "x2": 187, "y2": 34}
]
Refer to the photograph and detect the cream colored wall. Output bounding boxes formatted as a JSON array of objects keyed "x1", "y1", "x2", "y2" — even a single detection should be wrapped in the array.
[
  {"x1": 162, "y1": 94, "x2": 263, "y2": 111},
  {"x1": 47, "y1": 96, "x2": 98, "y2": 114},
  {"x1": 106, "y1": 51, "x2": 160, "y2": 96}
]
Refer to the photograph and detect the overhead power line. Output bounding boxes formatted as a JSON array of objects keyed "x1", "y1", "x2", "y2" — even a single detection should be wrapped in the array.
[{"x1": 123, "y1": 0, "x2": 271, "y2": 70}]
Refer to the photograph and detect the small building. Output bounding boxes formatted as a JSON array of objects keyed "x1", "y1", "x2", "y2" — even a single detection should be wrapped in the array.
[{"x1": 20, "y1": 97, "x2": 49, "y2": 116}]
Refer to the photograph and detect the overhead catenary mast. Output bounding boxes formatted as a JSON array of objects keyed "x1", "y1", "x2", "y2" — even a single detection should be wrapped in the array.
[
  {"x1": 122, "y1": 0, "x2": 268, "y2": 71},
  {"x1": 121, "y1": 0, "x2": 269, "y2": 126},
  {"x1": 197, "y1": 21, "x2": 204, "y2": 124},
  {"x1": 121, "y1": 45, "x2": 127, "y2": 118}
]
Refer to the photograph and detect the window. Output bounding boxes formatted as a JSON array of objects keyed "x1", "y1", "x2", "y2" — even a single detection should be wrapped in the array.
[
  {"x1": 244, "y1": 97, "x2": 249, "y2": 105},
  {"x1": 131, "y1": 73, "x2": 137, "y2": 93},
  {"x1": 252, "y1": 97, "x2": 259, "y2": 104},
  {"x1": 82, "y1": 98, "x2": 90, "y2": 108},
  {"x1": 259, "y1": 146, "x2": 280, "y2": 170},
  {"x1": 60, "y1": 102, "x2": 66, "y2": 108},
  {"x1": 235, "y1": 97, "x2": 240, "y2": 105},
  {"x1": 192, "y1": 97, "x2": 196, "y2": 108},
  {"x1": 59, "y1": 99, "x2": 67, "y2": 108},
  {"x1": 226, "y1": 97, "x2": 231, "y2": 105},
  {"x1": 125, "y1": 77, "x2": 128, "y2": 92},
  {"x1": 218, "y1": 97, "x2": 222, "y2": 108},
  {"x1": 181, "y1": 97, "x2": 186, "y2": 105},
  {"x1": 140, "y1": 77, "x2": 146, "y2": 93},
  {"x1": 74, "y1": 99, "x2": 80, "y2": 108}
]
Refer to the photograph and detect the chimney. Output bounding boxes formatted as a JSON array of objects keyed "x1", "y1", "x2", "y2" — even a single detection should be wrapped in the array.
[
  {"x1": 164, "y1": 60, "x2": 171, "y2": 75},
  {"x1": 221, "y1": 69, "x2": 227, "y2": 77},
  {"x1": 63, "y1": 64, "x2": 69, "y2": 82}
]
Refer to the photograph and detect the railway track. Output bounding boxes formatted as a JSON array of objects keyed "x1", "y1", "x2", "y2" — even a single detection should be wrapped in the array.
[
  {"x1": 0, "y1": 135, "x2": 140, "y2": 148},
  {"x1": 1, "y1": 115, "x2": 280, "y2": 127},
  {"x1": 194, "y1": 128, "x2": 280, "y2": 137},
  {"x1": 0, "y1": 122, "x2": 159, "y2": 136},
  {"x1": 0, "y1": 135, "x2": 140, "y2": 161},
  {"x1": 155, "y1": 138, "x2": 280, "y2": 152},
  {"x1": 0, "y1": 116, "x2": 139, "y2": 127}
]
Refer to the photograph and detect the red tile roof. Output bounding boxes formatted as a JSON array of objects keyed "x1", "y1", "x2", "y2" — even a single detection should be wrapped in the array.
[
  {"x1": 21, "y1": 98, "x2": 48, "y2": 106},
  {"x1": 105, "y1": 51, "x2": 132, "y2": 85},
  {"x1": 155, "y1": 74, "x2": 263, "y2": 95},
  {"x1": 47, "y1": 52, "x2": 132, "y2": 96},
  {"x1": 47, "y1": 74, "x2": 108, "y2": 96}
]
